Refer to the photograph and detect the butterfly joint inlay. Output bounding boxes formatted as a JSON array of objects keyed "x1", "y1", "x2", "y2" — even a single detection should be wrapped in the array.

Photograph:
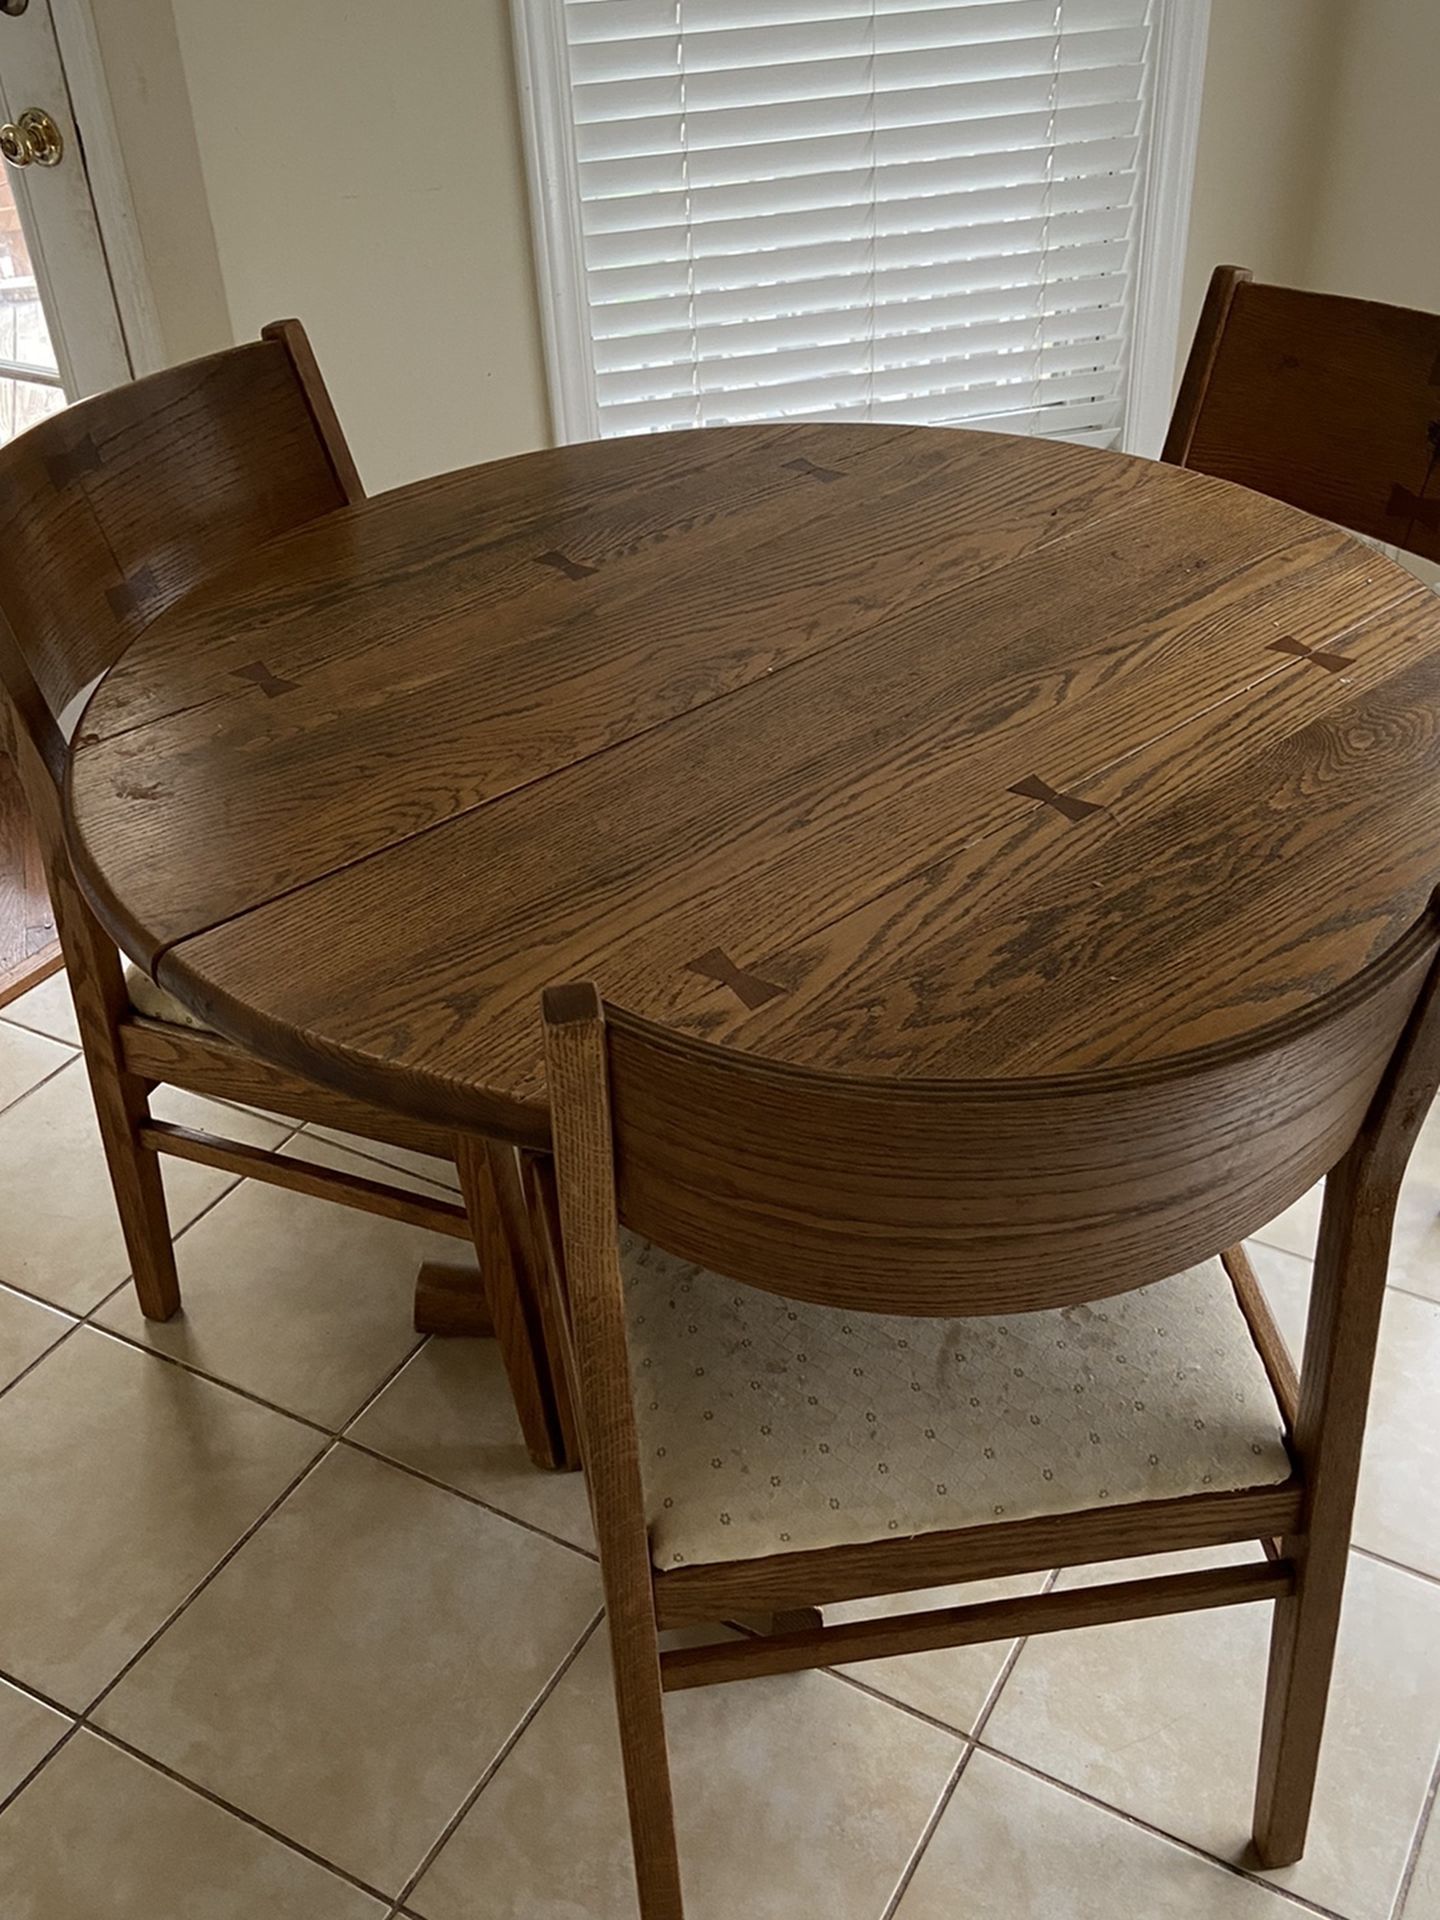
[
  {"x1": 1008, "y1": 774, "x2": 1103, "y2": 824},
  {"x1": 687, "y1": 948, "x2": 786, "y2": 1010}
]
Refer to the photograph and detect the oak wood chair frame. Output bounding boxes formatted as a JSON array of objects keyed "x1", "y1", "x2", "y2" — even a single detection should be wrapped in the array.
[
  {"x1": 538, "y1": 894, "x2": 1440, "y2": 1916},
  {"x1": 0, "y1": 323, "x2": 571, "y2": 1467},
  {"x1": 1166, "y1": 264, "x2": 1440, "y2": 566}
]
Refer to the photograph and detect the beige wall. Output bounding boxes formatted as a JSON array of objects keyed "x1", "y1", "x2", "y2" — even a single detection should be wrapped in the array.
[
  {"x1": 1303, "y1": 0, "x2": 1440, "y2": 313},
  {"x1": 1179, "y1": 0, "x2": 1344, "y2": 369},
  {"x1": 1183, "y1": 0, "x2": 1440, "y2": 347},
  {"x1": 95, "y1": 0, "x2": 1432, "y2": 493},
  {"x1": 99, "y1": 0, "x2": 552, "y2": 491}
]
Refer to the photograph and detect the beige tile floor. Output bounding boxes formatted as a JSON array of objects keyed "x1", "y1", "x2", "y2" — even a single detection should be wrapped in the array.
[{"x1": 0, "y1": 972, "x2": 1437, "y2": 1919}]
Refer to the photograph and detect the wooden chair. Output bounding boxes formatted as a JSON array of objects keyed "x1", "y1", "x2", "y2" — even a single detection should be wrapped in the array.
[
  {"x1": 0, "y1": 325, "x2": 570, "y2": 1467},
  {"x1": 537, "y1": 892, "x2": 1440, "y2": 1915},
  {"x1": 1165, "y1": 264, "x2": 1440, "y2": 564}
]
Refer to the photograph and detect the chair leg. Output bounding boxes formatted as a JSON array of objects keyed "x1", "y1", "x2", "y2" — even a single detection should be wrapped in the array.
[
  {"x1": 1251, "y1": 1537, "x2": 1348, "y2": 1866},
  {"x1": 1252, "y1": 1148, "x2": 1395, "y2": 1868},
  {"x1": 607, "y1": 1598, "x2": 686, "y2": 1918},
  {"x1": 83, "y1": 1058, "x2": 180, "y2": 1321}
]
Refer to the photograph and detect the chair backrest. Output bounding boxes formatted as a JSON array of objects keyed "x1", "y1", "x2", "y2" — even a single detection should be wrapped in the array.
[
  {"x1": 0, "y1": 319, "x2": 361, "y2": 731},
  {"x1": 543, "y1": 896, "x2": 1440, "y2": 1319},
  {"x1": 1164, "y1": 265, "x2": 1440, "y2": 565}
]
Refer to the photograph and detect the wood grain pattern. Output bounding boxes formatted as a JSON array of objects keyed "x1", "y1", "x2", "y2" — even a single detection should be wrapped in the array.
[
  {"x1": 56, "y1": 427, "x2": 1440, "y2": 1147},
  {"x1": 660, "y1": 1561, "x2": 1292, "y2": 1691},
  {"x1": 69, "y1": 425, "x2": 1152, "y2": 957},
  {"x1": 0, "y1": 323, "x2": 500, "y2": 1358},
  {"x1": 536, "y1": 919, "x2": 1440, "y2": 1905},
  {"x1": 651, "y1": 1483, "x2": 1307, "y2": 1626},
  {"x1": 1254, "y1": 934, "x2": 1440, "y2": 1864},
  {"x1": 457, "y1": 1138, "x2": 572, "y2": 1469},
  {"x1": 0, "y1": 723, "x2": 57, "y2": 1006},
  {"x1": 541, "y1": 982, "x2": 685, "y2": 1914},
  {"x1": 600, "y1": 912, "x2": 1436, "y2": 1316},
  {"x1": 118, "y1": 1017, "x2": 458, "y2": 1161},
  {"x1": 1166, "y1": 265, "x2": 1440, "y2": 564},
  {"x1": 413, "y1": 1261, "x2": 493, "y2": 1337},
  {"x1": 537, "y1": 890, "x2": 1440, "y2": 1904},
  {"x1": 0, "y1": 336, "x2": 354, "y2": 721},
  {"x1": 138, "y1": 1119, "x2": 470, "y2": 1239}
]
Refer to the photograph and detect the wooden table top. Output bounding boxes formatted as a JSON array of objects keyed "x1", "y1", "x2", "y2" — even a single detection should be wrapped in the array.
[{"x1": 65, "y1": 422, "x2": 1440, "y2": 1148}]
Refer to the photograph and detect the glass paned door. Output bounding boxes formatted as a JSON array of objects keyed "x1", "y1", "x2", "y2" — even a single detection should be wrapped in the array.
[
  {"x1": 0, "y1": 154, "x2": 66, "y2": 443},
  {"x1": 0, "y1": 0, "x2": 133, "y2": 449}
]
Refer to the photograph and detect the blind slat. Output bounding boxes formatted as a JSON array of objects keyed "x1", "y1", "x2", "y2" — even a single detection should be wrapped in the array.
[
  {"x1": 583, "y1": 171, "x2": 1130, "y2": 269},
  {"x1": 575, "y1": 65, "x2": 1145, "y2": 162},
  {"x1": 596, "y1": 330, "x2": 1125, "y2": 408},
  {"x1": 579, "y1": 98, "x2": 1141, "y2": 198},
  {"x1": 592, "y1": 292, "x2": 1125, "y2": 374},
  {"x1": 600, "y1": 368, "x2": 1127, "y2": 436},
  {"x1": 580, "y1": 135, "x2": 1139, "y2": 233},
  {"x1": 552, "y1": 0, "x2": 1156, "y2": 444},
  {"x1": 570, "y1": 27, "x2": 1146, "y2": 102},
  {"x1": 584, "y1": 207, "x2": 1133, "y2": 304},
  {"x1": 588, "y1": 238, "x2": 1134, "y2": 330},
  {"x1": 566, "y1": 0, "x2": 1147, "y2": 45}
]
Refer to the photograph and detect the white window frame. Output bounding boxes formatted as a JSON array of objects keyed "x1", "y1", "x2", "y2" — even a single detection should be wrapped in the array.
[{"x1": 512, "y1": 0, "x2": 1211, "y2": 455}]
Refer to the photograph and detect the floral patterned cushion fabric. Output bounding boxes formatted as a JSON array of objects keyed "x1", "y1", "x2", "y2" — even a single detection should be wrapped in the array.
[
  {"x1": 123, "y1": 960, "x2": 215, "y2": 1032},
  {"x1": 620, "y1": 1232, "x2": 1292, "y2": 1571}
]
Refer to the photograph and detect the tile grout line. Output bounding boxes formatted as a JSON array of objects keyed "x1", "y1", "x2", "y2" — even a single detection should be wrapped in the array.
[
  {"x1": 291, "y1": 1123, "x2": 462, "y2": 1197},
  {"x1": 821, "y1": 1662, "x2": 982, "y2": 1743},
  {"x1": 337, "y1": 1432, "x2": 599, "y2": 1563},
  {"x1": 77, "y1": 1439, "x2": 337, "y2": 1724},
  {"x1": 0, "y1": 1665, "x2": 74, "y2": 1720},
  {"x1": 0, "y1": 1719, "x2": 85, "y2": 1825},
  {"x1": 0, "y1": 1116, "x2": 305, "y2": 1350},
  {"x1": 333, "y1": 1322, "x2": 599, "y2": 1564},
  {"x1": 971, "y1": 1743, "x2": 1355, "y2": 1920},
  {"x1": 0, "y1": 1316, "x2": 86, "y2": 1409},
  {"x1": 0, "y1": 1050, "x2": 79, "y2": 1122},
  {"x1": 1248, "y1": 1233, "x2": 1437, "y2": 1315},
  {"x1": 0, "y1": 1661, "x2": 87, "y2": 1825},
  {"x1": 1354, "y1": 1544, "x2": 1440, "y2": 1590},
  {"x1": 0, "y1": 987, "x2": 79, "y2": 1048},
  {"x1": 875, "y1": 1582, "x2": 1055, "y2": 1920},
  {"x1": 0, "y1": 1016, "x2": 74, "y2": 1047},
  {"x1": 389, "y1": 1609, "x2": 607, "y2": 1914},
  {"x1": 81, "y1": 1720, "x2": 401, "y2": 1910},
  {"x1": 10, "y1": 1035, "x2": 1429, "y2": 1905},
  {"x1": 1386, "y1": 1279, "x2": 1440, "y2": 1311},
  {"x1": 81, "y1": 1316, "x2": 372, "y2": 1440},
  {"x1": 824, "y1": 1570, "x2": 1061, "y2": 1742},
  {"x1": 0, "y1": 1325, "x2": 580, "y2": 1907},
  {"x1": 0, "y1": 1332, "x2": 595, "y2": 1900},
  {"x1": 9, "y1": 1135, "x2": 596, "y2": 1560},
  {"x1": 1390, "y1": 1739, "x2": 1440, "y2": 1920}
]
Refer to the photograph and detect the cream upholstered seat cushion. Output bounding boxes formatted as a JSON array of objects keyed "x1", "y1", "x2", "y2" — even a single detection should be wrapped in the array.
[
  {"x1": 621, "y1": 1233, "x2": 1292, "y2": 1572},
  {"x1": 123, "y1": 960, "x2": 214, "y2": 1033}
]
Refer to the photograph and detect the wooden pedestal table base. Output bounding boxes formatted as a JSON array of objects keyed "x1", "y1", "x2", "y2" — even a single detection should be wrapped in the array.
[
  {"x1": 410, "y1": 1141, "x2": 581, "y2": 1469},
  {"x1": 413, "y1": 1261, "x2": 494, "y2": 1336}
]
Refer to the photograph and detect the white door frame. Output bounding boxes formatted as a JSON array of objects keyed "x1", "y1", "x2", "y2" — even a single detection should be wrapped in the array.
[
  {"x1": 1, "y1": 0, "x2": 164, "y2": 386},
  {"x1": 47, "y1": 0, "x2": 163, "y2": 376}
]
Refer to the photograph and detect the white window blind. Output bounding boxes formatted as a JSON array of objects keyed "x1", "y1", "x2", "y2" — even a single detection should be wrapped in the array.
[{"x1": 515, "y1": 0, "x2": 1207, "y2": 450}]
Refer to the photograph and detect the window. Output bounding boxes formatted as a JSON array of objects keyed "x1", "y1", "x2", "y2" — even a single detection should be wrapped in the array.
[{"x1": 513, "y1": 0, "x2": 1208, "y2": 453}]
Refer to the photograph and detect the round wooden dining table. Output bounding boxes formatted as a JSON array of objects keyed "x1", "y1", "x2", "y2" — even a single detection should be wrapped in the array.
[{"x1": 63, "y1": 422, "x2": 1440, "y2": 1456}]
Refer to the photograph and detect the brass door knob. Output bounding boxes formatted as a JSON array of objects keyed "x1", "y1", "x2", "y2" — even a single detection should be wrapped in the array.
[{"x1": 0, "y1": 108, "x2": 62, "y2": 169}]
